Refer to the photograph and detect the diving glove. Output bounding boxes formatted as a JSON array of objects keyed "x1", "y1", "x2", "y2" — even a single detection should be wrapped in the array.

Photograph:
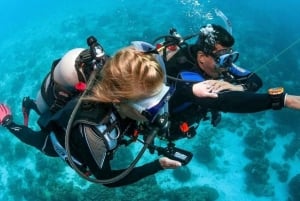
[{"x1": 0, "y1": 104, "x2": 12, "y2": 127}]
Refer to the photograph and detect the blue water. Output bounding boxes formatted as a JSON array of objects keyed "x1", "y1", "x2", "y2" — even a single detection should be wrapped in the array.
[{"x1": 0, "y1": 0, "x2": 300, "y2": 200}]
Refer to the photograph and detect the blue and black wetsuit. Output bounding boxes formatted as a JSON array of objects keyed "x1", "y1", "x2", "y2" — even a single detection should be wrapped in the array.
[{"x1": 164, "y1": 45, "x2": 283, "y2": 140}]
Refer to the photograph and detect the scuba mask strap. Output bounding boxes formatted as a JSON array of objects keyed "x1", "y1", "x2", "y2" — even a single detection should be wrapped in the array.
[{"x1": 131, "y1": 41, "x2": 167, "y2": 82}]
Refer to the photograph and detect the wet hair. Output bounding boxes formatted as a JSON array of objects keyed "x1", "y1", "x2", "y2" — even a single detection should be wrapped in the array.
[
  {"x1": 85, "y1": 46, "x2": 164, "y2": 103},
  {"x1": 192, "y1": 24, "x2": 235, "y2": 55}
]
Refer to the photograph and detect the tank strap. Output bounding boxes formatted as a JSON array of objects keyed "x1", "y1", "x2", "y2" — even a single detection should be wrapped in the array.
[
  {"x1": 40, "y1": 59, "x2": 81, "y2": 113},
  {"x1": 40, "y1": 59, "x2": 60, "y2": 109},
  {"x1": 50, "y1": 82, "x2": 78, "y2": 113},
  {"x1": 75, "y1": 49, "x2": 94, "y2": 83}
]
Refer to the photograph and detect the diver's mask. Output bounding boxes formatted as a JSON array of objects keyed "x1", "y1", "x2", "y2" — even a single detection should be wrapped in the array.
[
  {"x1": 128, "y1": 85, "x2": 173, "y2": 123},
  {"x1": 212, "y1": 48, "x2": 239, "y2": 69}
]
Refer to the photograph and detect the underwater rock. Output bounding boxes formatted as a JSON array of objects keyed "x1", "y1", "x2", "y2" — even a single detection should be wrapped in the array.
[
  {"x1": 243, "y1": 129, "x2": 264, "y2": 147},
  {"x1": 166, "y1": 185, "x2": 219, "y2": 201},
  {"x1": 243, "y1": 146, "x2": 265, "y2": 160},
  {"x1": 244, "y1": 158, "x2": 270, "y2": 184},
  {"x1": 263, "y1": 140, "x2": 276, "y2": 152},
  {"x1": 173, "y1": 166, "x2": 192, "y2": 182},
  {"x1": 288, "y1": 174, "x2": 300, "y2": 201},
  {"x1": 283, "y1": 135, "x2": 300, "y2": 160},
  {"x1": 195, "y1": 144, "x2": 216, "y2": 164},
  {"x1": 264, "y1": 128, "x2": 277, "y2": 140},
  {"x1": 271, "y1": 162, "x2": 290, "y2": 183},
  {"x1": 246, "y1": 183, "x2": 274, "y2": 197},
  {"x1": 244, "y1": 158, "x2": 274, "y2": 197}
]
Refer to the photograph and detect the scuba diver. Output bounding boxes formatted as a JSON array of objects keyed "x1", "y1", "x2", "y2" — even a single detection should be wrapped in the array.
[
  {"x1": 0, "y1": 40, "x2": 192, "y2": 187},
  {"x1": 154, "y1": 23, "x2": 300, "y2": 140}
]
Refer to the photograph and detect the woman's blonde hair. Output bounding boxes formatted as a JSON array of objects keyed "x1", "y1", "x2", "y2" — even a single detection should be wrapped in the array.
[{"x1": 85, "y1": 46, "x2": 164, "y2": 103}]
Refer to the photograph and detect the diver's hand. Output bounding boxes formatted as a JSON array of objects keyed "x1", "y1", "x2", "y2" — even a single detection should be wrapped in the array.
[
  {"x1": 285, "y1": 94, "x2": 300, "y2": 109},
  {"x1": 159, "y1": 157, "x2": 182, "y2": 169},
  {"x1": 192, "y1": 82, "x2": 218, "y2": 98},
  {"x1": 0, "y1": 104, "x2": 12, "y2": 127},
  {"x1": 203, "y1": 80, "x2": 244, "y2": 93}
]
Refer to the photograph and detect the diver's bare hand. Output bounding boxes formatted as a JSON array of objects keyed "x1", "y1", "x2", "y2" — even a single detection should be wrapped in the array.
[
  {"x1": 159, "y1": 157, "x2": 182, "y2": 169},
  {"x1": 203, "y1": 80, "x2": 244, "y2": 93},
  {"x1": 192, "y1": 81, "x2": 218, "y2": 98}
]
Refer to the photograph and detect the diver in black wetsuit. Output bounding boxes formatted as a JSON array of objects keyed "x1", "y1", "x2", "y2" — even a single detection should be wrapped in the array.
[
  {"x1": 0, "y1": 42, "x2": 183, "y2": 187},
  {"x1": 161, "y1": 24, "x2": 300, "y2": 140}
]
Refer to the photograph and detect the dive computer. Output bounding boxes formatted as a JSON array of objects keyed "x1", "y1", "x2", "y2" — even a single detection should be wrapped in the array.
[{"x1": 268, "y1": 87, "x2": 285, "y2": 110}]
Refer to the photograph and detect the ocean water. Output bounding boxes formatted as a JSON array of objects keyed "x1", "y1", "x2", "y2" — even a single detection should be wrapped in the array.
[{"x1": 0, "y1": 0, "x2": 300, "y2": 201}]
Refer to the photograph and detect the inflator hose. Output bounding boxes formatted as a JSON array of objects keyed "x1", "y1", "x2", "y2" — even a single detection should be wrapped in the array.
[{"x1": 64, "y1": 71, "x2": 158, "y2": 184}]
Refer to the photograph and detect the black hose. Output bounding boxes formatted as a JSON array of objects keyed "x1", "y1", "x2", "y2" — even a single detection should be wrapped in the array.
[{"x1": 64, "y1": 71, "x2": 158, "y2": 184}]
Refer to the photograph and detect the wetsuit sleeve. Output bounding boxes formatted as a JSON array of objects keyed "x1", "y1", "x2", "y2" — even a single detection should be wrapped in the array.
[
  {"x1": 6, "y1": 122, "x2": 57, "y2": 156},
  {"x1": 241, "y1": 73, "x2": 262, "y2": 92},
  {"x1": 176, "y1": 79, "x2": 277, "y2": 113},
  {"x1": 193, "y1": 90, "x2": 275, "y2": 113},
  {"x1": 231, "y1": 71, "x2": 263, "y2": 92},
  {"x1": 103, "y1": 159, "x2": 163, "y2": 188}
]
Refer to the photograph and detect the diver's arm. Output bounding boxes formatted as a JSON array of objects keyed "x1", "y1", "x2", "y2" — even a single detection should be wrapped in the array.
[
  {"x1": 194, "y1": 80, "x2": 244, "y2": 93},
  {"x1": 103, "y1": 157, "x2": 181, "y2": 187},
  {"x1": 72, "y1": 124, "x2": 179, "y2": 187},
  {"x1": 103, "y1": 159, "x2": 164, "y2": 187},
  {"x1": 238, "y1": 72, "x2": 263, "y2": 92},
  {"x1": 228, "y1": 64, "x2": 263, "y2": 92},
  {"x1": 199, "y1": 91, "x2": 274, "y2": 113},
  {"x1": 192, "y1": 77, "x2": 261, "y2": 96},
  {"x1": 6, "y1": 122, "x2": 52, "y2": 151},
  {"x1": 230, "y1": 67, "x2": 263, "y2": 92},
  {"x1": 188, "y1": 85, "x2": 277, "y2": 113},
  {"x1": 204, "y1": 91, "x2": 300, "y2": 112},
  {"x1": 189, "y1": 83, "x2": 300, "y2": 112}
]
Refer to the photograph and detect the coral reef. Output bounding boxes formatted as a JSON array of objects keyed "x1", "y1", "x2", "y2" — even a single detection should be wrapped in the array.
[
  {"x1": 163, "y1": 186, "x2": 219, "y2": 201},
  {"x1": 271, "y1": 162, "x2": 290, "y2": 183},
  {"x1": 172, "y1": 166, "x2": 192, "y2": 182},
  {"x1": 283, "y1": 134, "x2": 300, "y2": 160},
  {"x1": 244, "y1": 158, "x2": 274, "y2": 197},
  {"x1": 241, "y1": 126, "x2": 281, "y2": 197},
  {"x1": 288, "y1": 174, "x2": 300, "y2": 201}
]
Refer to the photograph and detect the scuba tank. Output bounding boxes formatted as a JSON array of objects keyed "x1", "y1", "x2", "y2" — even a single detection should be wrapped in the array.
[
  {"x1": 35, "y1": 36, "x2": 108, "y2": 114},
  {"x1": 36, "y1": 48, "x2": 86, "y2": 113}
]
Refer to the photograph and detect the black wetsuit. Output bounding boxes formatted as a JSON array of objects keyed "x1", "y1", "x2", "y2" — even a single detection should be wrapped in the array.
[
  {"x1": 165, "y1": 45, "x2": 280, "y2": 140},
  {"x1": 6, "y1": 100, "x2": 163, "y2": 187}
]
